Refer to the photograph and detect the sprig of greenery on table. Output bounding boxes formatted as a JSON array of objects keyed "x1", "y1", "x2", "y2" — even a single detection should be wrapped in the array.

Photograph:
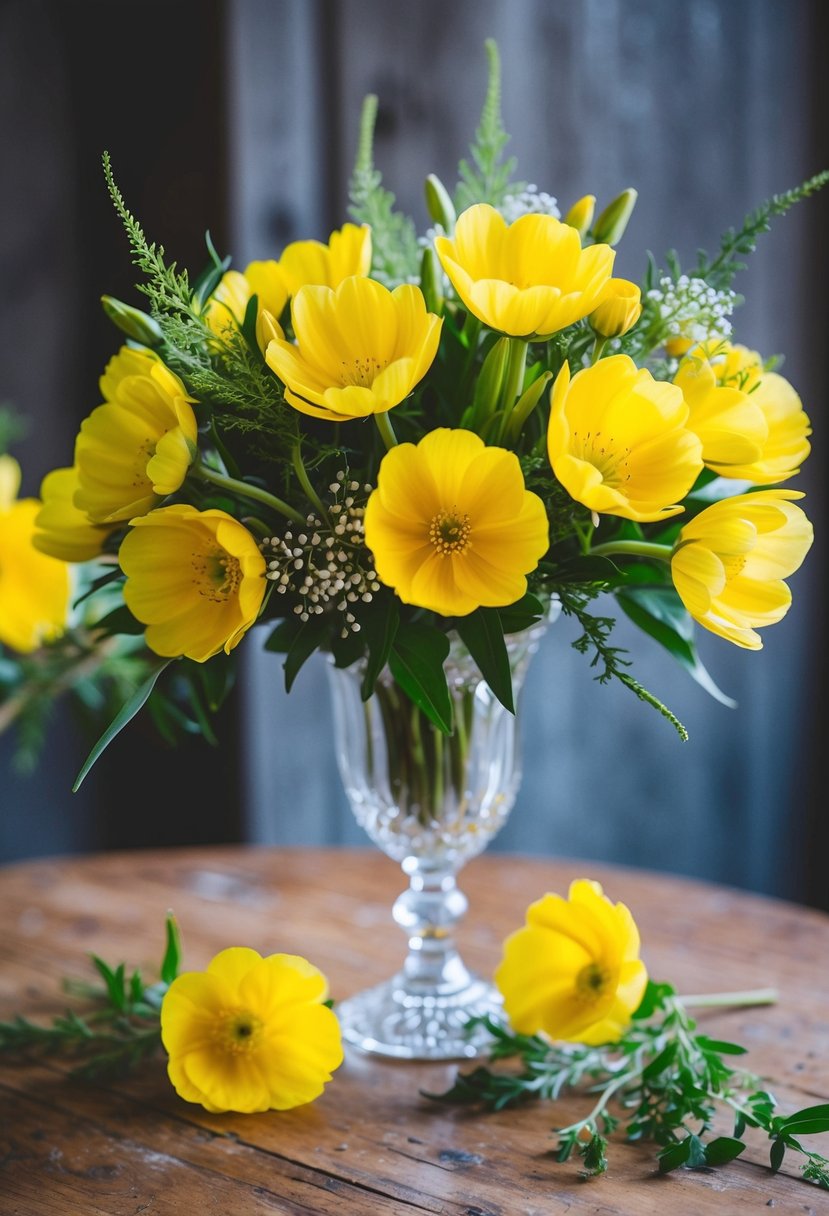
[
  {"x1": 424, "y1": 982, "x2": 829, "y2": 1189},
  {"x1": 0, "y1": 915, "x2": 181, "y2": 1080}
]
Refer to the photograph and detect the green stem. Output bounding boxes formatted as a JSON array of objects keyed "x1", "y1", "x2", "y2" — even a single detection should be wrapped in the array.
[
  {"x1": 677, "y1": 988, "x2": 779, "y2": 1009},
  {"x1": 291, "y1": 443, "x2": 330, "y2": 525},
  {"x1": 375, "y1": 410, "x2": 398, "y2": 451},
  {"x1": 590, "y1": 336, "x2": 607, "y2": 365},
  {"x1": 501, "y1": 337, "x2": 528, "y2": 411},
  {"x1": 194, "y1": 460, "x2": 306, "y2": 525},
  {"x1": 590, "y1": 539, "x2": 673, "y2": 563}
]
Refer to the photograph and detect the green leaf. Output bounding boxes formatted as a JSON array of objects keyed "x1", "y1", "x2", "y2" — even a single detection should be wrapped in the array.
[
  {"x1": 160, "y1": 914, "x2": 182, "y2": 986},
  {"x1": 618, "y1": 586, "x2": 737, "y2": 708},
  {"x1": 685, "y1": 1135, "x2": 708, "y2": 1169},
  {"x1": 770, "y1": 1137, "x2": 786, "y2": 1173},
  {"x1": 695, "y1": 1035, "x2": 748, "y2": 1056},
  {"x1": 359, "y1": 596, "x2": 400, "y2": 700},
  {"x1": 388, "y1": 624, "x2": 452, "y2": 734},
  {"x1": 642, "y1": 1041, "x2": 677, "y2": 1080},
  {"x1": 263, "y1": 618, "x2": 301, "y2": 654},
  {"x1": 498, "y1": 592, "x2": 546, "y2": 634},
  {"x1": 91, "y1": 957, "x2": 126, "y2": 1012},
  {"x1": 658, "y1": 1138, "x2": 691, "y2": 1172},
  {"x1": 454, "y1": 608, "x2": 514, "y2": 713},
  {"x1": 779, "y1": 1104, "x2": 829, "y2": 1136},
  {"x1": 93, "y1": 604, "x2": 146, "y2": 637},
  {"x1": 73, "y1": 658, "x2": 172, "y2": 792},
  {"x1": 632, "y1": 979, "x2": 676, "y2": 1019},
  {"x1": 283, "y1": 617, "x2": 328, "y2": 694},
  {"x1": 704, "y1": 1137, "x2": 746, "y2": 1166}
]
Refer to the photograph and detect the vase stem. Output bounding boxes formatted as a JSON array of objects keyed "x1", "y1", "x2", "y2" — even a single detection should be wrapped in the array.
[{"x1": 394, "y1": 863, "x2": 470, "y2": 991}]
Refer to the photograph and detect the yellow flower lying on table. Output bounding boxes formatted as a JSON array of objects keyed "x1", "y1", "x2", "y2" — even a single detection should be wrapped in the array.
[
  {"x1": 161, "y1": 946, "x2": 343, "y2": 1114},
  {"x1": 494, "y1": 877, "x2": 648, "y2": 1044}
]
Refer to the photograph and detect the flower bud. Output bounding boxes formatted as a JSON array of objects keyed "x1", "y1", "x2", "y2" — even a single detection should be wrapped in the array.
[
  {"x1": 101, "y1": 295, "x2": 163, "y2": 346},
  {"x1": 563, "y1": 194, "x2": 595, "y2": 239},
  {"x1": 469, "y1": 336, "x2": 510, "y2": 428},
  {"x1": 589, "y1": 279, "x2": 642, "y2": 338},
  {"x1": 592, "y1": 188, "x2": 638, "y2": 247},
  {"x1": 424, "y1": 173, "x2": 457, "y2": 234},
  {"x1": 419, "y1": 246, "x2": 445, "y2": 316},
  {"x1": 664, "y1": 335, "x2": 694, "y2": 358}
]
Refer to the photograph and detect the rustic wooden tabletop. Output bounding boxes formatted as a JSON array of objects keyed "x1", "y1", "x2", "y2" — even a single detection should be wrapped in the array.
[{"x1": 0, "y1": 845, "x2": 827, "y2": 1215}]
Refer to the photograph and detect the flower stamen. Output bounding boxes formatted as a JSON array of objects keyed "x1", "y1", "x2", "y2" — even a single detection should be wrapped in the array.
[{"x1": 429, "y1": 509, "x2": 471, "y2": 555}]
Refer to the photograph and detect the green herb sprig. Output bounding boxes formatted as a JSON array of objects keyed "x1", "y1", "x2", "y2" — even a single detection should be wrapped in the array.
[
  {"x1": 424, "y1": 982, "x2": 829, "y2": 1189},
  {"x1": 0, "y1": 915, "x2": 180, "y2": 1081}
]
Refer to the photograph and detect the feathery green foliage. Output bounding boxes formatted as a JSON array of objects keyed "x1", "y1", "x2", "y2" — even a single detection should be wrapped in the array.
[{"x1": 455, "y1": 38, "x2": 525, "y2": 211}]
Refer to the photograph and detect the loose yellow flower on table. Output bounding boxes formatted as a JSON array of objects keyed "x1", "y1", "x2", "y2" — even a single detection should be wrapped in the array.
[
  {"x1": 74, "y1": 346, "x2": 198, "y2": 524},
  {"x1": 119, "y1": 505, "x2": 266, "y2": 662},
  {"x1": 494, "y1": 879, "x2": 648, "y2": 1045},
  {"x1": 434, "y1": 203, "x2": 615, "y2": 337},
  {"x1": 32, "y1": 466, "x2": 115, "y2": 562},
  {"x1": 675, "y1": 340, "x2": 812, "y2": 484},
  {"x1": 265, "y1": 275, "x2": 442, "y2": 423},
  {"x1": 363, "y1": 428, "x2": 549, "y2": 617},
  {"x1": 0, "y1": 455, "x2": 71, "y2": 653},
  {"x1": 547, "y1": 356, "x2": 704, "y2": 522},
  {"x1": 161, "y1": 947, "x2": 343, "y2": 1114},
  {"x1": 670, "y1": 490, "x2": 814, "y2": 649}
]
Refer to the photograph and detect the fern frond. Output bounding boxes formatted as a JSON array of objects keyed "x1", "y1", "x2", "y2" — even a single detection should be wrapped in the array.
[{"x1": 455, "y1": 38, "x2": 523, "y2": 210}]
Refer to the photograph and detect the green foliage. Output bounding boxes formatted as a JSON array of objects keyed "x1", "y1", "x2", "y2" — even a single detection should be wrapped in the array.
[
  {"x1": 425, "y1": 986, "x2": 829, "y2": 1189},
  {"x1": 455, "y1": 38, "x2": 525, "y2": 211},
  {"x1": 0, "y1": 915, "x2": 181, "y2": 1081},
  {"x1": 0, "y1": 404, "x2": 27, "y2": 454},
  {"x1": 348, "y1": 94, "x2": 421, "y2": 286}
]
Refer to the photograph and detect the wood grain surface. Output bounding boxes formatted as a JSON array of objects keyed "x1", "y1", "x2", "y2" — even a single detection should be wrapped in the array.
[{"x1": 0, "y1": 845, "x2": 827, "y2": 1215}]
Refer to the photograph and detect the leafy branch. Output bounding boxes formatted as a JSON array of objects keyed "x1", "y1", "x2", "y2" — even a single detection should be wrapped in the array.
[
  {"x1": 0, "y1": 915, "x2": 181, "y2": 1081},
  {"x1": 348, "y1": 94, "x2": 421, "y2": 286},
  {"x1": 425, "y1": 983, "x2": 829, "y2": 1189},
  {"x1": 455, "y1": 38, "x2": 524, "y2": 211}
]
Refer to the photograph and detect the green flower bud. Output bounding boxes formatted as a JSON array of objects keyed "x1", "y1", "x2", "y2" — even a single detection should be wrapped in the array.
[
  {"x1": 424, "y1": 173, "x2": 457, "y2": 234},
  {"x1": 101, "y1": 296, "x2": 163, "y2": 346},
  {"x1": 419, "y1": 247, "x2": 444, "y2": 316},
  {"x1": 563, "y1": 195, "x2": 596, "y2": 239},
  {"x1": 470, "y1": 336, "x2": 511, "y2": 427},
  {"x1": 592, "y1": 188, "x2": 638, "y2": 247}
]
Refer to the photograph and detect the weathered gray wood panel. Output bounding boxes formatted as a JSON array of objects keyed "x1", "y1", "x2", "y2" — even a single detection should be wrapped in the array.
[{"x1": 233, "y1": 0, "x2": 826, "y2": 903}]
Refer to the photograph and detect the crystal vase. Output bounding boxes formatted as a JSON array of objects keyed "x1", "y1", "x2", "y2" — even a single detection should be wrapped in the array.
[{"x1": 326, "y1": 601, "x2": 558, "y2": 1060}]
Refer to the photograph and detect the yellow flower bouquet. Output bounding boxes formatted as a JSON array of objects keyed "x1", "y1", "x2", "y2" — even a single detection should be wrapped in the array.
[{"x1": 0, "y1": 38, "x2": 825, "y2": 1060}]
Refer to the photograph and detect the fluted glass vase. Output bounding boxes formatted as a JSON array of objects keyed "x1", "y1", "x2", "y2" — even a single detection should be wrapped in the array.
[{"x1": 326, "y1": 602, "x2": 557, "y2": 1060}]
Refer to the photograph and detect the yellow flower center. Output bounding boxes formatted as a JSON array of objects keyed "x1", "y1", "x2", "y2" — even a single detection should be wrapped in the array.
[
  {"x1": 722, "y1": 553, "x2": 747, "y2": 580},
  {"x1": 340, "y1": 355, "x2": 388, "y2": 387},
  {"x1": 429, "y1": 509, "x2": 471, "y2": 555},
  {"x1": 192, "y1": 549, "x2": 243, "y2": 602},
  {"x1": 573, "y1": 429, "x2": 631, "y2": 487},
  {"x1": 217, "y1": 1008, "x2": 264, "y2": 1054},
  {"x1": 576, "y1": 962, "x2": 614, "y2": 1003}
]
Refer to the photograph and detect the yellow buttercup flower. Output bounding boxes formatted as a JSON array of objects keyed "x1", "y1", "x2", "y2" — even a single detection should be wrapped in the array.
[
  {"x1": 589, "y1": 278, "x2": 642, "y2": 338},
  {"x1": 670, "y1": 490, "x2": 813, "y2": 650},
  {"x1": 434, "y1": 203, "x2": 615, "y2": 337},
  {"x1": 547, "y1": 357, "x2": 703, "y2": 522},
  {"x1": 33, "y1": 466, "x2": 115, "y2": 562},
  {"x1": 265, "y1": 275, "x2": 442, "y2": 422},
  {"x1": 160, "y1": 946, "x2": 343, "y2": 1113},
  {"x1": 364, "y1": 428, "x2": 548, "y2": 617},
  {"x1": 119, "y1": 505, "x2": 266, "y2": 662},
  {"x1": 278, "y1": 222, "x2": 372, "y2": 296},
  {"x1": 0, "y1": 456, "x2": 70, "y2": 653},
  {"x1": 677, "y1": 341, "x2": 811, "y2": 484},
  {"x1": 494, "y1": 879, "x2": 648, "y2": 1045},
  {"x1": 74, "y1": 346, "x2": 198, "y2": 524}
]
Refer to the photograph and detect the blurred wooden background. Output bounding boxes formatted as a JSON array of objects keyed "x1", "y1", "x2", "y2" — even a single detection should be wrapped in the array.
[{"x1": 1, "y1": 0, "x2": 827, "y2": 909}]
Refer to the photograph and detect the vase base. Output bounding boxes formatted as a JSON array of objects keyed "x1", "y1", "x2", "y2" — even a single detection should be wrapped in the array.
[{"x1": 336, "y1": 971, "x2": 502, "y2": 1060}]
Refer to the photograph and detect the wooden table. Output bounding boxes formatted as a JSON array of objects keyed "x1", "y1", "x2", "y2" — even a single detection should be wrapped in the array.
[{"x1": 1, "y1": 846, "x2": 827, "y2": 1215}]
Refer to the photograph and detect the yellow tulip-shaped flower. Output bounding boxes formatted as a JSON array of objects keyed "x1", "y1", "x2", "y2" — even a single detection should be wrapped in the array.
[
  {"x1": 119, "y1": 505, "x2": 266, "y2": 662},
  {"x1": 278, "y1": 222, "x2": 372, "y2": 296},
  {"x1": 494, "y1": 879, "x2": 648, "y2": 1044},
  {"x1": 161, "y1": 947, "x2": 343, "y2": 1113},
  {"x1": 33, "y1": 466, "x2": 116, "y2": 563},
  {"x1": 0, "y1": 456, "x2": 70, "y2": 653},
  {"x1": 589, "y1": 278, "x2": 642, "y2": 338},
  {"x1": 202, "y1": 265, "x2": 287, "y2": 353},
  {"x1": 670, "y1": 490, "x2": 813, "y2": 649},
  {"x1": 677, "y1": 341, "x2": 811, "y2": 484},
  {"x1": 266, "y1": 276, "x2": 442, "y2": 422},
  {"x1": 434, "y1": 203, "x2": 615, "y2": 337},
  {"x1": 547, "y1": 357, "x2": 703, "y2": 522},
  {"x1": 74, "y1": 346, "x2": 198, "y2": 524},
  {"x1": 363, "y1": 428, "x2": 549, "y2": 617}
]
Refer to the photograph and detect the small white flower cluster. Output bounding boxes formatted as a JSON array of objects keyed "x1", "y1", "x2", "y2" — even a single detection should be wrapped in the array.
[
  {"x1": 261, "y1": 472, "x2": 381, "y2": 637},
  {"x1": 646, "y1": 275, "x2": 737, "y2": 345},
  {"x1": 499, "y1": 186, "x2": 560, "y2": 224}
]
